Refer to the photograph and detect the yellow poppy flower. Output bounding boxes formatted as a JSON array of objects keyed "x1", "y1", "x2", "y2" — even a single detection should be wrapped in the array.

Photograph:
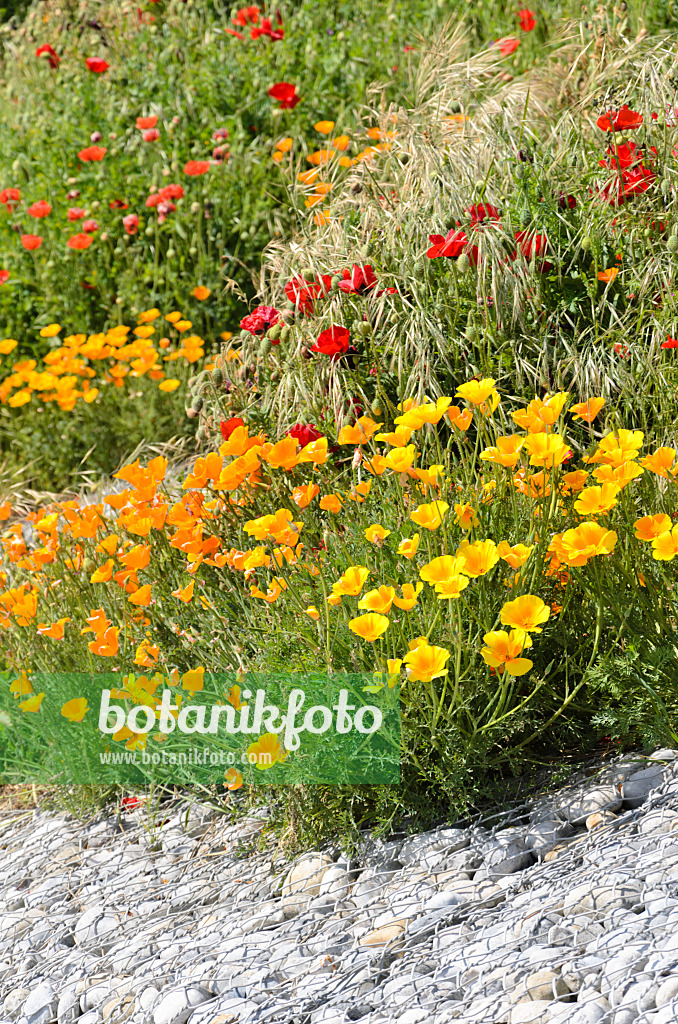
[
  {"x1": 403, "y1": 640, "x2": 450, "y2": 682},
  {"x1": 348, "y1": 613, "x2": 390, "y2": 642},
  {"x1": 392, "y1": 583, "x2": 423, "y2": 610},
  {"x1": 410, "y1": 501, "x2": 449, "y2": 531},
  {"x1": 634, "y1": 513, "x2": 672, "y2": 542},
  {"x1": 481, "y1": 630, "x2": 533, "y2": 676},
  {"x1": 358, "y1": 586, "x2": 395, "y2": 614}
]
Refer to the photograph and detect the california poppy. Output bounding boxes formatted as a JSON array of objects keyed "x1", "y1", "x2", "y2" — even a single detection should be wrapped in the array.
[
  {"x1": 86, "y1": 57, "x2": 109, "y2": 74},
  {"x1": 78, "y1": 146, "x2": 107, "y2": 162},
  {"x1": 184, "y1": 160, "x2": 210, "y2": 176},
  {"x1": 21, "y1": 235, "x2": 42, "y2": 250},
  {"x1": 27, "y1": 200, "x2": 51, "y2": 218},
  {"x1": 67, "y1": 233, "x2": 93, "y2": 250},
  {"x1": 311, "y1": 325, "x2": 350, "y2": 355},
  {"x1": 268, "y1": 82, "x2": 300, "y2": 109},
  {"x1": 36, "y1": 45, "x2": 60, "y2": 68}
]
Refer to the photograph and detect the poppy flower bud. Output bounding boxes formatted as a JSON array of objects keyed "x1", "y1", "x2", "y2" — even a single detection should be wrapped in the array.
[
  {"x1": 301, "y1": 267, "x2": 316, "y2": 282},
  {"x1": 186, "y1": 408, "x2": 198, "y2": 418},
  {"x1": 190, "y1": 202, "x2": 200, "y2": 214},
  {"x1": 82, "y1": 557, "x2": 96, "y2": 574},
  {"x1": 581, "y1": 236, "x2": 592, "y2": 251},
  {"x1": 283, "y1": 300, "x2": 296, "y2": 311},
  {"x1": 260, "y1": 338, "x2": 272, "y2": 356},
  {"x1": 357, "y1": 321, "x2": 372, "y2": 338},
  {"x1": 212, "y1": 366, "x2": 224, "y2": 387},
  {"x1": 196, "y1": 427, "x2": 206, "y2": 441},
  {"x1": 449, "y1": 100, "x2": 461, "y2": 113},
  {"x1": 515, "y1": 165, "x2": 525, "y2": 180},
  {"x1": 371, "y1": 400, "x2": 382, "y2": 415},
  {"x1": 191, "y1": 394, "x2": 204, "y2": 412},
  {"x1": 280, "y1": 326, "x2": 292, "y2": 343},
  {"x1": 91, "y1": 131, "x2": 102, "y2": 143},
  {"x1": 330, "y1": 275, "x2": 341, "y2": 290},
  {"x1": 457, "y1": 253, "x2": 470, "y2": 273},
  {"x1": 668, "y1": 235, "x2": 678, "y2": 252}
]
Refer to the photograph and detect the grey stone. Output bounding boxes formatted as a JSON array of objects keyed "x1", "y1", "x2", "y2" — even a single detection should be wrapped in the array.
[
  {"x1": 622, "y1": 765, "x2": 667, "y2": 808},
  {"x1": 152, "y1": 987, "x2": 212, "y2": 1024},
  {"x1": 23, "y1": 983, "x2": 57, "y2": 1024},
  {"x1": 655, "y1": 976, "x2": 678, "y2": 1008},
  {"x1": 3, "y1": 991, "x2": 30, "y2": 1020}
]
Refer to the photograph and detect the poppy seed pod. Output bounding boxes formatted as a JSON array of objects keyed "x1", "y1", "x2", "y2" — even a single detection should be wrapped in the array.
[{"x1": 191, "y1": 394, "x2": 204, "y2": 412}]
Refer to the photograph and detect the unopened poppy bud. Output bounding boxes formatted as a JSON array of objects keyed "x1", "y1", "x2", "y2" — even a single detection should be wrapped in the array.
[
  {"x1": 267, "y1": 323, "x2": 281, "y2": 341},
  {"x1": 145, "y1": 225, "x2": 154, "y2": 237},
  {"x1": 371, "y1": 400, "x2": 382, "y2": 415},
  {"x1": 358, "y1": 321, "x2": 372, "y2": 338},
  {"x1": 668, "y1": 235, "x2": 678, "y2": 252},
  {"x1": 186, "y1": 408, "x2": 198, "y2": 418},
  {"x1": 280, "y1": 325, "x2": 292, "y2": 343},
  {"x1": 581, "y1": 235, "x2": 592, "y2": 251},
  {"x1": 190, "y1": 201, "x2": 200, "y2": 213},
  {"x1": 82, "y1": 557, "x2": 96, "y2": 574},
  {"x1": 212, "y1": 366, "x2": 224, "y2": 387},
  {"x1": 474, "y1": 178, "x2": 486, "y2": 192},
  {"x1": 196, "y1": 427, "x2": 205, "y2": 441},
  {"x1": 191, "y1": 394, "x2": 204, "y2": 412},
  {"x1": 301, "y1": 346, "x2": 312, "y2": 360},
  {"x1": 260, "y1": 338, "x2": 272, "y2": 356},
  {"x1": 413, "y1": 260, "x2": 425, "y2": 279},
  {"x1": 520, "y1": 207, "x2": 531, "y2": 227},
  {"x1": 457, "y1": 253, "x2": 470, "y2": 273},
  {"x1": 91, "y1": 131, "x2": 102, "y2": 143},
  {"x1": 301, "y1": 267, "x2": 316, "y2": 282},
  {"x1": 515, "y1": 164, "x2": 525, "y2": 180},
  {"x1": 284, "y1": 300, "x2": 296, "y2": 311},
  {"x1": 330, "y1": 274, "x2": 340, "y2": 290}
]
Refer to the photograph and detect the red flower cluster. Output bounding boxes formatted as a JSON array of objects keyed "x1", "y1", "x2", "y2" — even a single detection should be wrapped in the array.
[
  {"x1": 285, "y1": 273, "x2": 333, "y2": 313},
  {"x1": 220, "y1": 416, "x2": 245, "y2": 440},
  {"x1": 145, "y1": 184, "x2": 184, "y2": 224},
  {"x1": 311, "y1": 325, "x2": 350, "y2": 356},
  {"x1": 240, "y1": 305, "x2": 282, "y2": 336},
  {"x1": 28, "y1": 200, "x2": 51, "y2": 218},
  {"x1": 268, "y1": 83, "x2": 300, "y2": 109},
  {"x1": 86, "y1": 57, "x2": 109, "y2": 74},
  {"x1": 338, "y1": 264, "x2": 377, "y2": 294},
  {"x1": 0, "y1": 188, "x2": 20, "y2": 211},
  {"x1": 598, "y1": 140, "x2": 656, "y2": 204},
  {"x1": 36, "y1": 45, "x2": 60, "y2": 68},
  {"x1": 233, "y1": 5, "x2": 260, "y2": 26},
  {"x1": 287, "y1": 423, "x2": 324, "y2": 446},
  {"x1": 597, "y1": 105, "x2": 643, "y2": 133}
]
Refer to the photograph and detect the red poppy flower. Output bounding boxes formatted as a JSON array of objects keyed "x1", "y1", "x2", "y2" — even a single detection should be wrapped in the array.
[
  {"x1": 136, "y1": 115, "x2": 158, "y2": 130},
  {"x1": 467, "y1": 203, "x2": 500, "y2": 224},
  {"x1": 338, "y1": 264, "x2": 377, "y2": 294},
  {"x1": 251, "y1": 16, "x2": 283, "y2": 41},
  {"x1": 82, "y1": 219, "x2": 98, "y2": 233},
  {"x1": 287, "y1": 423, "x2": 324, "y2": 446},
  {"x1": 213, "y1": 128, "x2": 229, "y2": 141},
  {"x1": 514, "y1": 230, "x2": 548, "y2": 261},
  {"x1": 78, "y1": 146, "x2": 107, "y2": 162},
  {"x1": 285, "y1": 273, "x2": 333, "y2": 313},
  {"x1": 184, "y1": 161, "x2": 210, "y2": 176},
  {"x1": 67, "y1": 233, "x2": 93, "y2": 250},
  {"x1": 220, "y1": 416, "x2": 245, "y2": 440},
  {"x1": 36, "y1": 44, "x2": 60, "y2": 68},
  {"x1": 518, "y1": 9, "x2": 536, "y2": 31},
  {"x1": 662, "y1": 337, "x2": 678, "y2": 349},
  {"x1": 160, "y1": 183, "x2": 184, "y2": 200},
  {"x1": 21, "y1": 235, "x2": 42, "y2": 250},
  {"x1": 597, "y1": 105, "x2": 643, "y2": 133},
  {"x1": 240, "y1": 305, "x2": 282, "y2": 336},
  {"x1": 614, "y1": 343, "x2": 629, "y2": 357},
  {"x1": 0, "y1": 188, "x2": 20, "y2": 211},
  {"x1": 27, "y1": 200, "x2": 51, "y2": 218},
  {"x1": 268, "y1": 83, "x2": 300, "y2": 109},
  {"x1": 0, "y1": 270, "x2": 9, "y2": 285},
  {"x1": 311, "y1": 325, "x2": 350, "y2": 356},
  {"x1": 123, "y1": 214, "x2": 139, "y2": 235},
  {"x1": 494, "y1": 38, "x2": 520, "y2": 56},
  {"x1": 121, "y1": 796, "x2": 141, "y2": 810},
  {"x1": 599, "y1": 140, "x2": 645, "y2": 170},
  {"x1": 427, "y1": 228, "x2": 478, "y2": 264},
  {"x1": 110, "y1": 199, "x2": 129, "y2": 209},
  {"x1": 212, "y1": 146, "x2": 230, "y2": 163},
  {"x1": 143, "y1": 129, "x2": 160, "y2": 142},
  {"x1": 233, "y1": 5, "x2": 260, "y2": 26},
  {"x1": 558, "y1": 193, "x2": 577, "y2": 209},
  {"x1": 86, "y1": 57, "x2": 109, "y2": 74},
  {"x1": 68, "y1": 208, "x2": 85, "y2": 221}
]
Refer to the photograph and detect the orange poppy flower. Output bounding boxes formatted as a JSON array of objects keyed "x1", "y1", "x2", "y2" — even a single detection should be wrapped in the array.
[{"x1": 67, "y1": 233, "x2": 93, "y2": 250}]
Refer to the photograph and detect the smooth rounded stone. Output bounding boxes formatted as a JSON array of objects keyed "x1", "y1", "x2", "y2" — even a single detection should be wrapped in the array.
[
  {"x1": 74, "y1": 908, "x2": 124, "y2": 949},
  {"x1": 562, "y1": 875, "x2": 643, "y2": 918},
  {"x1": 543, "y1": 836, "x2": 587, "y2": 862},
  {"x1": 586, "y1": 811, "x2": 618, "y2": 830},
  {"x1": 556, "y1": 786, "x2": 623, "y2": 826},
  {"x1": 655, "y1": 976, "x2": 678, "y2": 1008},
  {"x1": 102, "y1": 993, "x2": 134, "y2": 1023},
  {"x1": 76, "y1": 1013, "x2": 101, "y2": 1024},
  {"x1": 3, "y1": 990, "x2": 30, "y2": 1020},
  {"x1": 317, "y1": 866, "x2": 352, "y2": 901},
  {"x1": 638, "y1": 808, "x2": 678, "y2": 836},
  {"x1": 56, "y1": 987, "x2": 80, "y2": 1024},
  {"x1": 600, "y1": 946, "x2": 651, "y2": 994},
  {"x1": 648, "y1": 1007, "x2": 678, "y2": 1024},
  {"x1": 610, "y1": 1010, "x2": 639, "y2": 1024},
  {"x1": 513, "y1": 969, "x2": 570, "y2": 1002},
  {"x1": 22, "y1": 983, "x2": 58, "y2": 1024},
  {"x1": 281, "y1": 853, "x2": 334, "y2": 915},
  {"x1": 568, "y1": 998, "x2": 610, "y2": 1024},
  {"x1": 137, "y1": 989, "x2": 160, "y2": 1014},
  {"x1": 475, "y1": 839, "x2": 534, "y2": 879},
  {"x1": 398, "y1": 829, "x2": 470, "y2": 867},
  {"x1": 152, "y1": 987, "x2": 212, "y2": 1024},
  {"x1": 439, "y1": 877, "x2": 505, "y2": 907},
  {"x1": 508, "y1": 1000, "x2": 563, "y2": 1023},
  {"x1": 622, "y1": 765, "x2": 668, "y2": 808},
  {"x1": 350, "y1": 864, "x2": 401, "y2": 908},
  {"x1": 614, "y1": 976, "x2": 658, "y2": 1012},
  {"x1": 642, "y1": 890, "x2": 678, "y2": 916},
  {"x1": 524, "y1": 820, "x2": 574, "y2": 852}
]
